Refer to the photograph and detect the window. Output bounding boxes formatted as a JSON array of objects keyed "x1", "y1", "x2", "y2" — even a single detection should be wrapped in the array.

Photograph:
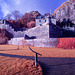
[
  {"x1": 39, "y1": 16, "x2": 41, "y2": 19},
  {"x1": 39, "y1": 20, "x2": 41, "y2": 22},
  {"x1": 45, "y1": 20, "x2": 46, "y2": 22}
]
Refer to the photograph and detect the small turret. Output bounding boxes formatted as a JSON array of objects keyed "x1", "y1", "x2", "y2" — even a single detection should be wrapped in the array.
[
  {"x1": 46, "y1": 15, "x2": 52, "y2": 25},
  {"x1": 46, "y1": 9, "x2": 52, "y2": 25}
]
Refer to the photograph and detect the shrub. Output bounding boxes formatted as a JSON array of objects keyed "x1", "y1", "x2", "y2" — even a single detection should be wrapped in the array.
[
  {"x1": 57, "y1": 38, "x2": 75, "y2": 49},
  {"x1": 27, "y1": 21, "x2": 35, "y2": 28},
  {"x1": 0, "y1": 28, "x2": 13, "y2": 40},
  {"x1": 0, "y1": 37, "x2": 8, "y2": 44}
]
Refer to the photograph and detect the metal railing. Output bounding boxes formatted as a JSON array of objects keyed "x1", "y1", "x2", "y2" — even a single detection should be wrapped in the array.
[{"x1": 28, "y1": 46, "x2": 42, "y2": 67}]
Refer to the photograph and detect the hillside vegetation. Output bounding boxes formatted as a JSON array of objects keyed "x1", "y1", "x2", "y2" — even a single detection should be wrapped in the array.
[
  {"x1": 0, "y1": 29, "x2": 13, "y2": 44},
  {"x1": 57, "y1": 38, "x2": 75, "y2": 49},
  {"x1": 9, "y1": 11, "x2": 41, "y2": 29}
]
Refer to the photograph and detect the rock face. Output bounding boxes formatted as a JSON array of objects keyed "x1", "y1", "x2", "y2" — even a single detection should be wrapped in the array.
[{"x1": 53, "y1": 0, "x2": 75, "y2": 24}]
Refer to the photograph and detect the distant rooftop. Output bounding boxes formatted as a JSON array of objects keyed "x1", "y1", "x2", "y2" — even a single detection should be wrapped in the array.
[{"x1": 36, "y1": 14, "x2": 55, "y2": 19}]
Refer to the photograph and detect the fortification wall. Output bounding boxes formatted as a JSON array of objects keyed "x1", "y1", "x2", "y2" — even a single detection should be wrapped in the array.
[
  {"x1": 0, "y1": 23, "x2": 25, "y2": 37},
  {"x1": 25, "y1": 25, "x2": 49, "y2": 39},
  {"x1": 14, "y1": 31, "x2": 25, "y2": 37},
  {"x1": 8, "y1": 38, "x2": 58, "y2": 47},
  {"x1": 0, "y1": 24, "x2": 14, "y2": 33},
  {"x1": 0, "y1": 19, "x2": 74, "y2": 39},
  {"x1": 24, "y1": 24, "x2": 64, "y2": 38},
  {"x1": 49, "y1": 24, "x2": 63, "y2": 38}
]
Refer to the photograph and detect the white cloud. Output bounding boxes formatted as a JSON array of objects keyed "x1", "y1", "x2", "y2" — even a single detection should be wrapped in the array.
[
  {"x1": 0, "y1": 0, "x2": 38, "y2": 17},
  {"x1": 0, "y1": 0, "x2": 12, "y2": 17},
  {"x1": 0, "y1": 2, "x2": 10, "y2": 16},
  {"x1": 15, "y1": 0, "x2": 20, "y2": 5}
]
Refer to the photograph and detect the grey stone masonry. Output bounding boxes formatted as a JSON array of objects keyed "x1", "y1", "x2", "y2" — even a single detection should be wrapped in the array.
[
  {"x1": 14, "y1": 31, "x2": 25, "y2": 37},
  {"x1": 25, "y1": 25, "x2": 49, "y2": 39},
  {"x1": 8, "y1": 37, "x2": 58, "y2": 47},
  {"x1": 0, "y1": 20, "x2": 26, "y2": 38}
]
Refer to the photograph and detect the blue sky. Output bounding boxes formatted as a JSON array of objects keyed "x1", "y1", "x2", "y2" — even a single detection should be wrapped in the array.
[{"x1": 0, "y1": 0, "x2": 66, "y2": 19}]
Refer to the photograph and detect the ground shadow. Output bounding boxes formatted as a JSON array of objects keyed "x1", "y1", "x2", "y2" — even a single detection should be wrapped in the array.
[
  {"x1": 0, "y1": 53, "x2": 75, "y2": 75},
  {"x1": 0, "y1": 53, "x2": 34, "y2": 60},
  {"x1": 0, "y1": 49, "x2": 22, "y2": 51}
]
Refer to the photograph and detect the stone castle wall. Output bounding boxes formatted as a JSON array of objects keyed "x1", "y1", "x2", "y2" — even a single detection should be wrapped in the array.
[
  {"x1": 49, "y1": 24, "x2": 63, "y2": 38},
  {"x1": 0, "y1": 23, "x2": 25, "y2": 37},
  {"x1": 25, "y1": 25, "x2": 49, "y2": 39},
  {"x1": 0, "y1": 24, "x2": 14, "y2": 34},
  {"x1": 24, "y1": 24, "x2": 64, "y2": 39},
  {"x1": 0, "y1": 19, "x2": 74, "y2": 39},
  {"x1": 8, "y1": 37, "x2": 58, "y2": 47}
]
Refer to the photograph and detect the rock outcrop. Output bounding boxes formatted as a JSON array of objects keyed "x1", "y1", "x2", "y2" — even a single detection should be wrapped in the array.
[{"x1": 53, "y1": 0, "x2": 75, "y2": 24}]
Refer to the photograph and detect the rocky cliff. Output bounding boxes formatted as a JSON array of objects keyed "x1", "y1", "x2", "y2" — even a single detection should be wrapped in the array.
[{"x1": 53, "y1": 0, "x2": 75, "y2": 24}]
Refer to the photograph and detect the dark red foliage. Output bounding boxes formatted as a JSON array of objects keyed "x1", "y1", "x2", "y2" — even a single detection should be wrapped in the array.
[
  {"x1": 9, "y1": 11, "x2": 41, "y2": 29},
  {"x1": 0, "y1": 29, "x2": 13, "y2": 40},
  {"x1": 57, "y1": 38, "x2": 75, "y2": 49},
  {"x1": 0, "y1": 29, "x2": 13, "y2": 44},
  {"x1": 27, "y1": 21, "x2": 35, "y2": 28}
]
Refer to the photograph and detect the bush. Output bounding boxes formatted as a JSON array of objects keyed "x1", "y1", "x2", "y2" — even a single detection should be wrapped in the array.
[
  {"x1": 0, "y1": 37, "x2": 8, "y2": 44},
  {"x1": 0, "y1": 29, "x2": 13, "y2": 40},
  {"x1": 57, "y1": 38, "x2": 75, "y2": 49}
]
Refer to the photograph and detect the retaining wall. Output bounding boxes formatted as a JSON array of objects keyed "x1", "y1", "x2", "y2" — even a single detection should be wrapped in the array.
[{"x1": 8, "y1": 38, "x2": 58, "y2": 47}]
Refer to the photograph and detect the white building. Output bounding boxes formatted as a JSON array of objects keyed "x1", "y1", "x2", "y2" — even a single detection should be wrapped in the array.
[{"x1": 35, "y1": 15, "x2": 56, "y2": 26}]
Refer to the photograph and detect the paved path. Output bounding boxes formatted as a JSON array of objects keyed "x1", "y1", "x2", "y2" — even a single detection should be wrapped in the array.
[
  {"x1": 38, "y1": 57, "x2": 75, "y2": 75},
  {"x1": 0, "y1": 53, "x2": 75, "y2": 75}
]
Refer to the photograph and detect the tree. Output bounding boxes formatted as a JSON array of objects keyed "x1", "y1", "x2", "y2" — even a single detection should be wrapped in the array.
[
  {"x1": 12, "y1": 10, "x2": 21, "y2": 20},
  {"x1": 5, "y1": 14, "x2": 12, "y2": 21},
  {"x1": 21, "y1": 39, "x2": 27, "y2": 47}
]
